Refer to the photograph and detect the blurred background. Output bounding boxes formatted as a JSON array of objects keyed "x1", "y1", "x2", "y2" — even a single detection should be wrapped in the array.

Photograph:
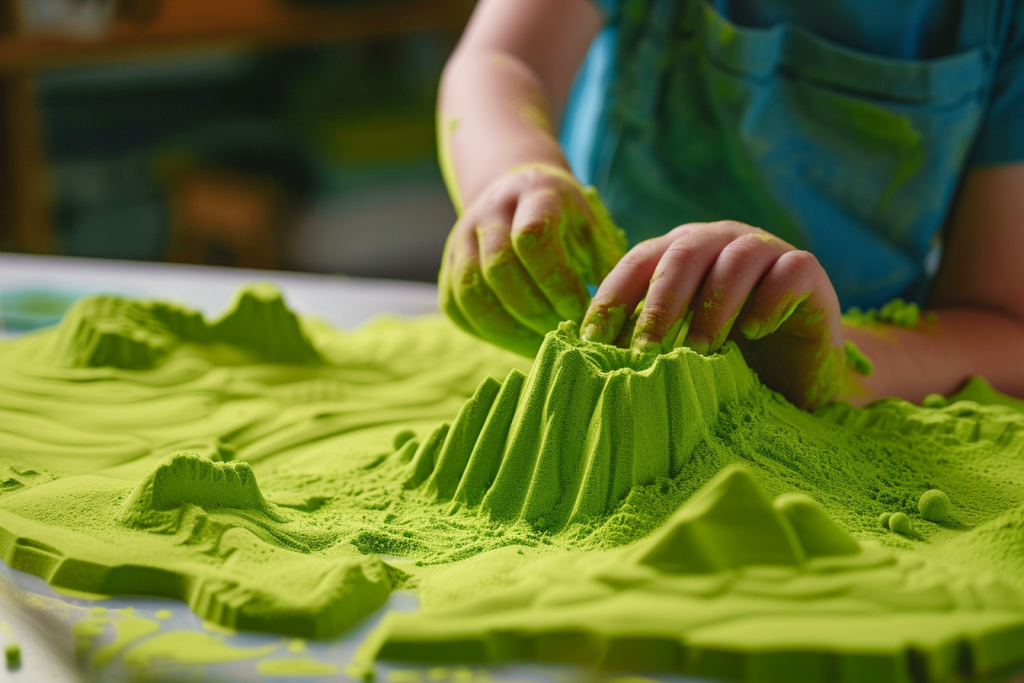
[{"x1": 0, "y1": 0, "x2": 471, "y2": 281}]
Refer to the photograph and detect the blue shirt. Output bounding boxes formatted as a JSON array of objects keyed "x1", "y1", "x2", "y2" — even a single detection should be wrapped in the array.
[{"x1": 563, "y1": 0, "x2": 1024, "y2": 309}]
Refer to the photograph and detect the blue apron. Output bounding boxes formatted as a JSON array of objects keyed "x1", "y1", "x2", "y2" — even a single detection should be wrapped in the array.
[{"x1": 584, "y1": 0, "x2": 1002, "y2": 309}]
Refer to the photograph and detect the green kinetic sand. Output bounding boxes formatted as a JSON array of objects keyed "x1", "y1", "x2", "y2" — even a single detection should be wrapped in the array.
[
  {"x1": 843, "y1": 298, "x2": 922, "y2": 328},
  {"x1": 5, "y1": 643, "x2": 19, "y2": 669},
  {"x1": 887, "y1": 511, "x2": 913, "y2": 536},
  {"x1": 0, "y1": 286, "x2": 1023, "y2": 683},
  {"x1": 364, "y1": 468, "x2": 1024, "y2": 682}
]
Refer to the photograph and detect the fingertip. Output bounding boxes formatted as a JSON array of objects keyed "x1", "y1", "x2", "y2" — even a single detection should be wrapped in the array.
[
  {"x1": 580, "y1": 323, "x2": 602, "y2": 343},
  {"x1": 683, "y1": 328, "x2": 712, "y2": 356},
  {"x1": 760, "y1": 292, "x2": 810, "y2": 337},
  {"x1": 738, "y1": 318, "x2": 762, "y2": 340},
  {"x1": 580, "y1": 302, "x2": 627, "y2": 344},
  {"x1": 631, "y1": 337, "x2": 662, "y2": 356},
  {"x1": 630, "y1": 309, "x2": 670, "y2": 353}
]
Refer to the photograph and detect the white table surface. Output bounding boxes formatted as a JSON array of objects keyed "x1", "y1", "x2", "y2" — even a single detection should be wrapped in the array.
[{"x1": 0, "y1": 253, "x2": 440, "y2": 335}]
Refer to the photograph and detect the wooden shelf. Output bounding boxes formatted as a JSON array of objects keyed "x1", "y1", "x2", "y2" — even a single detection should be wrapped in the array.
[
  {"x1": 0, "y1": 0, "x2": 473, "y2": 72},
  {"x1": 0, "y1": 0, "x2": 472, "y2": 254}
]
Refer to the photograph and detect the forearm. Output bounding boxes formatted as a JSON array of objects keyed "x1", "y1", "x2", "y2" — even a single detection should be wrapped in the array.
[
  {"x1": 844, "y1": 307, "x2": 1024, "y2": 405},
  {"x1": 438, "y1": 50, "x2": 569, "y2": 213}
]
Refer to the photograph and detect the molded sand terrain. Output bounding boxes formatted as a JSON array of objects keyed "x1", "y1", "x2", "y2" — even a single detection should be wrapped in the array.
[{"x1": 0, "y1": 286, "x2": 1022, "y2": 682}]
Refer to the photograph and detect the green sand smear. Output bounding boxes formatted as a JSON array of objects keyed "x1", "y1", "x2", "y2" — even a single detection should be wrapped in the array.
[
  {"x1": 0, "y1": 286, "x2": 1023, "y2": 682},
  {"x1": 843, "y1": 297, "x2": 923, "y2": 328},
  {"x1": 4, "y1": 643, "x2": 18, "y2": 669}
]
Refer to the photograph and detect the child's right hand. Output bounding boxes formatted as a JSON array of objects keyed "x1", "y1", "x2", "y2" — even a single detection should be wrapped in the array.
[
  {"x1": 580, "y1": 221, "x2": 849, "y2": 409},
  {"x1": 438, "y1": 164, "x2": 627, "y2": 356}
]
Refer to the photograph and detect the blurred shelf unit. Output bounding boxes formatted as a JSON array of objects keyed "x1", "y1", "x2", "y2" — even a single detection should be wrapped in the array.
[{"x1": 0, "y1": 0, "x2": 472, "y2": 253}]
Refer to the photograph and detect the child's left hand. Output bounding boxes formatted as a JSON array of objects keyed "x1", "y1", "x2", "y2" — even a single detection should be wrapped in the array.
[{"x1": 580, "y1": 220, "x2": 848, "y2": 409}]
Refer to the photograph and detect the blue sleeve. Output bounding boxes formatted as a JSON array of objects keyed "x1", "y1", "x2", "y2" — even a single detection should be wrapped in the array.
[{"x1": 970, "y1": 1, "x2": 1024, "y2": 166}]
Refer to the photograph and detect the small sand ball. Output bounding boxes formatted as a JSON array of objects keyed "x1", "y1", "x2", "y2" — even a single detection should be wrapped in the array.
[
  {"x1": 878, "y1": 512, "x2": 892, "y2": 529},
  {"x1": 918, "y1": 489, "x2": 952, "y2": 523},
  {"x1": 888, "y1": 512, "x2": 912, "y2": 535}
]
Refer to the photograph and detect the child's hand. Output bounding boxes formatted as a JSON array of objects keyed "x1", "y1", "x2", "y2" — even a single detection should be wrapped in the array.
[
  {"x1": 439, "y1": 164, "x2": 627, "y2": 356},
  {"x1": 580, "y1": 221, "x2": 848, "y2": 409}
]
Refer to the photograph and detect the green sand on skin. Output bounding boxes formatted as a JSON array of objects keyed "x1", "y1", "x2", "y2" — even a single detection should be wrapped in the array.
[
  {"x1": 843, "y1": 297, "x2": 921, "y2": 328},
  {"x1": 0, "y1": 287, "x2": 1022, "y2": 682}
]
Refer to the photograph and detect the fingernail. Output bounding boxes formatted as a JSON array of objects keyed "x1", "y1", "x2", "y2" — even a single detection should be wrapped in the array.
[
  {"x1": 684, "y1": 331, "x2": 711, "y2": 356},
  {"x1": 581, "y1": 321, "x2": 618, "y2": 344},
  {"x1": 739, "y1": 319, "x2": 762, "y2": 340},
  {"x1": 631, "y1": 336, "x2": 661, "y2": 356},
  {"x1": 686, "y1": 340, "x2": 710, "y2": 356},
  {"x1": 580, "y1": 304, "x2": 626, "y2": 344}
]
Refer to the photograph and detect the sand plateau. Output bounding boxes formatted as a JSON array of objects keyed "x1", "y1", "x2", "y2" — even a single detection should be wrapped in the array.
[
  {"x1": 367, "y1": 468, "x2": 1024, "y2": 683},
  {"x1": 0, "y1": 287, "x2": 1022, "y2": 682}
]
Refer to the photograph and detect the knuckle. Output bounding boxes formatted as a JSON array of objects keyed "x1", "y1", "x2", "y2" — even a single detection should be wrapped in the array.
[
  {"x1": 710, "y1": 219, "x2": 750, "y2": 234},
  {"x1": 640, "y1": 301, "x2": 675, "y2": 329},
  {"x1": 779, "y1": 250, "x2": 822, "y2": 282},
  {"x1": 512, "y1": 219, "x2": 549, "y2": 244},
  {"x1": 661, "y1": 237, "x2": 701, "y2": 267},
  {"x1": 617, "y1": 243, "x2": 658, "y2": 270},
  {"x1": 668, "y1": 224, "x2": 709, "y2": 242},
  {"x1": 788, "y1": 249, "x2": 821, "y2": 270},
  {"x1": 478, "y1": 183, "x2": 518, "y2": 213},
  {"x1": 477, "y1": 224, "x2": 510, "y2": 253},
  {"x1": 722, "y1": 233, "x2": 768, "y2": 261},
  {"x1": 667, "y1": 222, "x2": 702, "y2": 239}
]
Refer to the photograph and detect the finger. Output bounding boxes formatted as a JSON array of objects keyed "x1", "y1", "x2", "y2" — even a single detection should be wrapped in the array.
[
  {"x1": 733, "y1": 250, "x2": 844, "y2": 409},
  {"x1": 737, "y1": 249, "x2": 842, "y2": 344},
  {"x1": 449, "y1": 225, "x2": 544, "y2": 357},
  {"x1": 437, "y1": 228, "x2": 481, "y2": 336},
  {"x1": 630, "y1": 227, "x2": 751, "y2": 353},
  {"x1": 579, "y1": 235, "x2": 677, "y2": 344},
  {"x1": 678, "y1": 232, "x2": 792, "y2": 355},
  {"x1": 511, "y1": 188, "x2": 591, "y2": 323},
  {"x1": 476, "y1": 222, "x2": 562, "y2": 335}
]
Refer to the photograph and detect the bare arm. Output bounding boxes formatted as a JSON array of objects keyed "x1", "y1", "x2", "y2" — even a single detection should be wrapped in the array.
[
  {"x1": 439, "y1": 0, "x2": 603, "y2": 211},
  {"x1": 844, "y1": 164, "x2": 1024, "y2": 404},
  {"x1": 437, "y1": 0, "x2": 628, "y2": 357}
]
